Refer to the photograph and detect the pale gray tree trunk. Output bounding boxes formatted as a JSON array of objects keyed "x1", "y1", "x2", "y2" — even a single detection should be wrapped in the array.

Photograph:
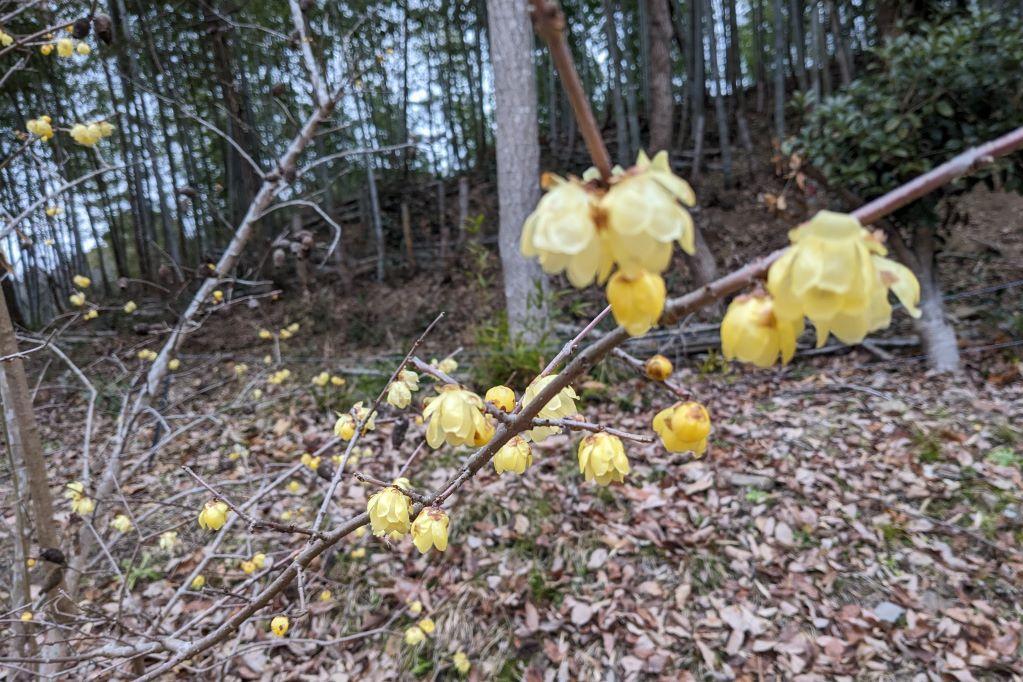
[
  {"x1": 910, "y1": 222, "x2": 960, "y2": 372},
  {"x1": 487, "y1": 0, "x2": 549, "y2": 343}
]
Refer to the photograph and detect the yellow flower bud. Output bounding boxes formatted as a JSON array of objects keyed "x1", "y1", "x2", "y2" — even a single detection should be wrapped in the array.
[
  {"x1": 407, "y1": 599, "x2": 423, "y2": 615},
  {"x1": 252, "y1": 388, "x2": 263, "y2": 399},
  {"x1": 168, "y1": 358, "x2": 181, "y2": 371},
  {"x1": 287, "y1": 322, "x2": 300, "y2": 333},
  {"x1": 411, "y1": 507, "x2": 449, "y2": 553},
  {"x1": 212, "y1": 290, "x2": 224, "y2": 303},
  {"x1": 252, "y1": 552, "x2": 267, "y2": 568},
  {"x1": 493, "y1": 436, "x2": 532, "y2": 475},
  {"x1": 721, "y1": 292, "x2": 803, "y2": 367},
  {"x1": 279, "y1": 328, "x2": 292, "y2": 340},
  {"x1": 653, "y1": 401, "x2": 711, "y2": 455},
  {"x1": 453, "y1": 651, "x2": 471, "y2": 674},
  {"x1": 45, "y1": 206, "x2": 62, "y2": 217},
  {"x1": 577, "y1": 432, "x2": 630, "y2": 485},
  {"x1": 69, "y1": 292, "x2": 86, "y2": 307},
  {"x1": 159, "y1": 531, "x2": 178, "y2": 551},
  {"x1": 311, "y1": 371, "x2": 329, "y2": 387},
  {"x1": 318, "y1": 589, "x2": 332, "y2": 602},
  {"x1": 123, "y1": 300, "x2": 137, "y2": 314},
  {"x1": 258, "y1": 329, "x2": 272, "y2": 340},
  {"x1": 521, "y1": 374, "x2": 578, "y2": 442},
  {"x1": 398, "y1": 369, "x2": 419, "y2": 391},
  {"x1": 350, "y1": 547, "x2": 366, "y2": 558},
  {"x1": 270, "y1": 616, "x2": 289, "y2": 637},
  {"x1": 437, "y1": 357, "x2": 458, "y2": 375},
  {"x1": 606, "y1": 269, "x2": 666, "y2": 337},
  {"x1": 64, "y1": 481, "x2": 95, "y2": 515},
  {"x1": 56, "y1": 38, "x2": 73, "y2": 57},
  {"x1": 27, "y1": 116, "x2": 55, "y2": 141},
  {"x1": 111, "y1": 514, "x2": 132, "y2": 533},
  {"x1": 418, "y1": 617, "x2": 436, "y2": 634},
  {"x1": 334, "y1": 414, "x2": 356, "y2": 440},
  {"x1": 69, "y1": 122, "x2": 101, "y2": 146},
  {"x1": 484, "y1": 385, "x2": 515, "y2": 412},
  {"x1": 83, "y1": 309, "x2": 98, "y2": 320},
  {"x1": 354, "y1": 525, "x2": 368, "y2": 538},
  {"x1": 240, "y1": 560, "x2": 256, "y2": 575},
  {"x1": 287, "y1": 480, "x2": 301, "y2": 493},
  {"x1": 367, "y1": 485, "x2": 412, "y2": 537},
  {"x1": 330, "y1": 375, "x2": 345, "y2": 386},
  {"x1": 404, "y1": 626, "x2": 426, "y2": 645},
  {"x1": 386, "y1": 380, "x2": 412, "y2": 409},
  {"x1": 644, "y1": 354, "x2": 673, "y2": 381},
  {"x1": 767, "y1": 211, "x2": 920, "y2": 347},
  {"x1": 197, "y1": 500, "x2": 229, "y2": 531},
  {"x1": 27, "y1": 558, "x2": 36, "y2": 568},
  {"x1": 422, "y1": 385, "x2": 488, "y2": 449},
  {"x1": 76, "y1": 41, "x2": 90, "y2": 55},
  {"x1": 41, "y1": 43, "x2": 54, "y2": 55},
  {"x1": 190, "y1": 574, "x2": 206, "y2": 590},
  {"x1": 21, "y1": 611, "x2": 33, "y2": 623}
]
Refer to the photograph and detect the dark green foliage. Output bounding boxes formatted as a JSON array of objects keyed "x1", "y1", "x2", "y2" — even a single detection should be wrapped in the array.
[{"x1": 791, "y1": 10, "x2": 1023, "y2": 219}]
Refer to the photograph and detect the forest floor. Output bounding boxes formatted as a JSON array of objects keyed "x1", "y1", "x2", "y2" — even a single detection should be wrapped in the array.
[{"x1": 26, "y1": 181, "x2": 1023, "y2": 679}]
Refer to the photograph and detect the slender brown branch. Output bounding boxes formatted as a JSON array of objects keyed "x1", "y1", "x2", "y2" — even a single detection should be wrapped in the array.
[
  {"x1": 530, "y1": 0, "x2": 613, "y2": 179},
  {"x1": 530, "y1": 417, "x2": 655, "y2": 443}
]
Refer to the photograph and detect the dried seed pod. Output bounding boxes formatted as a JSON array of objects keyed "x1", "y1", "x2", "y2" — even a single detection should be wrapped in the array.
[
  {"x1": 93, "y1": 14, "x2": 113, "y2": 45},
  {"x1": 73, "y1": 18, "x2": 91, "y2": 39}
]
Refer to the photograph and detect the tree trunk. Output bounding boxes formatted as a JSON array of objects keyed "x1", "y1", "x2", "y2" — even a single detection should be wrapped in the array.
[
  {"x1": 602, "y1": 0, "x2": 630, "y2": 162},
  {"x1": 705, "y1": 0, "x2": 733, "y2": 186},
  {"x1": 773, "y1": 0, "x2": 786, "y2": 140},
  {"x1": 789, "y1": 0, "x2": 809, "y2": 92},
  {"x1": 911, "y1": 222, "x2": 960, "y2": 372},
  {"x1": 827, "y1": 0, "x2": 852, "y2": 85},
  {"x1": 753, "y1": 0, "x2": 767, "y2": 113},
  {"x1": 487, "y1": 0, "x2": 549, "y2": 343},
  {"x1": 690, "y1": 0, "x2": 706, "y2": 180},
  {"x1": 647, "y1": 0, "x2": 674, "y2": 153}
]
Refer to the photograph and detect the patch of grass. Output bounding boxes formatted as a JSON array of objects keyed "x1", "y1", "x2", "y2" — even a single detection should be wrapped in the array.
[
  {"x1": 879, "y1": 522, "x2": 909, "y2": 545},
  {"x1": 910, "y1": 427, "x2": 943, "y2": 463},
  {"x1": 471, "y1": 315, "x2": 553, "y2": 388},
  {"x1": 690, "y1": 552, "x2": 728, "y2": 594},
  {"x1": 527, "y1": 565, "x2": 561, "y2": 605},
  {"x1": 986, "y1": 446, "x2": 1020, "y2": 467},
  {"x1": 745, "y1": 489, "x2": 769, "y2": 504}
]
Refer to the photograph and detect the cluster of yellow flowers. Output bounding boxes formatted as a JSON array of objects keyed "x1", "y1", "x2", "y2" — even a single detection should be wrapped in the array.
[
  {"x1": 123, "y1": 300, "x2": 137, "y2": 313},
  {"x1": 43, "y1": 37, "x2": 90, "y2": 57},
  {"x1": 430, "y1": 356, "x2": 459, "y2": 375},
  {"x1": 0, "y1": 30, "x2": 13, "y2": 47},
  {"x1": 385, "y1": 369, "x2": 420, "y2": 409},
  {"x1": 110, "y1": 514, "x2": 133, "y2": 533},
  {"x1": 366, "y1": 480, "x2": 452, "y2": 554},
  {"x1": 521, "y1": 150, "x2": 696, "y2": 336},
  {"x1": 521, "y1": 374, "x2": 578, "y2": 441},
  {"x1": 27, "y1": 116, "x2": 54, "y2": 141},
  {"x1": 333, "y1": 400, "x2": 376, "y2": 440},
  {"x1": 137, "y1": 349, "x2": 158, "y2": 362},
  {"x1": 720, "y1": 211, "x2": 921, "y2": 367},
  {"x1": 158, "y1": 531, "x2": 179, "y2": 551},
  {"x1": 268, "y1": 368, "x2": 291, "y2": 384},
  {"x1": 69, "y1": 120, "x2": 114, "y2": 147},
  {"x1": 83, "y1": 309, "x2": 99, "y2": 320},
  {"x1": 300, "y1": 452, "x2": 321, "y2": 470},
  {"x1": 69, "y1": 291, "x2": 86, "y2": 307},
  {"x1": 279, "y1": 322, "x2": 300, "y2": 339},
  {"x1": 240, "y1": 552, "x2": 267, "y2": 574},
  {"x1": 197, "y1": 500, "x2": 230, "y2": 531},
  {"x1": 46, "y1": 206, "x2": 63, "y2": 217},
  {"x1": 404, "y1": 616, "x2": 437, "y2": 645},
  {"x1": 578, "y1": 432, "x2": 630, "y2": 485},
  {"x1": 64, "y1": 481, "x2": 95, "y2": 515}
]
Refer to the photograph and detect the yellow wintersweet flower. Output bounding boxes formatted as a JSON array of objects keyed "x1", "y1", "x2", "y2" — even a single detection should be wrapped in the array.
[
  {"x1": 263, "y1": 354, "x2": 272, "y2": 364},
  {"x1": 190, "y1": 574, "x2": 206, "y2": 590},
  {"x1": 268, "y1": 369, "x2": 291, "y2": 384},
  {"x1": 311, "y1": 371, "x2": 329, "y2": 387},
  {"x1": 20, "y1": 611, "x2": 33, "y2": 623},
  {"x1": 644, "y1": 354, "x2": 673, "y2": 381},
  {"x1": 137, "y1": 349, "x2": 157, "y2": 361},
  {"x1": 83, "y1": 309, "x2": 98, "y2": 320},
  {"x1": 197, "y1": 500, "x2": 229, "y2": 531},
  {"x1": 69, "y1": 292, "x2": 86, "y2": 307},
  {"x1": 653, "y1": 401, "x2": 711, "y2": 455},
  {"x1": 212, "y1": 290, "x2": 224, "y2": 303},
  {"x1": 578, "y1": 433, "x2": 630, "y2": 485},
  {"x1": 258, "y1": 329, "x2": 272, "y2": 340},
  {"x1": 405, "y1": 626, "x2": 426, "y2": 645},
  {"x1": 407, "y1": 599, "x2": 423, "y2": 615},
  {"x1": 367, "y1": 485, "x2": 412, "y2": 537},
  {"x1": 422, "y1": 385, "x2": 488, "y2": 449},
  {"x1": 600, "y1": 150, "x2": 696, "y2": 275},
  {"x1": 168, "y1": 358, "x2": 181, "y2": 371},
  {"x1": 240, "y1": 560, "x2": 256, "y2": 575},
  {"x1": 45, "y1": 207, "x2": 62, "y2": 218},
  {"x1": 0, "y1": 31, "x2": 12, "y2": 47},
  {"x1": 111, "y1": 514, "x2": 132, "y2": 533},
  {"x1": 287, "y1": 480, "x2": 301, "y2": 494},
  {"x1": 318, "y1": 589, "x2": 332, "y2": 602},
  {"x1": 41, "y1": 43, "x2": 54, "y2": 55},
  {"x1": 493, "y1": 436, "x2": 532, "y2": 475},
  {"x1": 279, "y1": 328, "x2": 292, "y2": 340},
  {"x1": 27, "y1": 558, "x2": 36, "y2": 568},
  {"x1": 411, "y1": 507, "x2": 449, "y2": 553},
  {"x1": 27, "y1": 116, "x2": 54, "y2": 141},
  {"x1": 521, "y1": 374, "x2": 578, "y2": 442},
  {"x1": 270, "y1": 616, "x2": 289, "y2": 637},
  {"x1": 520, "y1": 174, "x2": 612, "y2": 287},
  {"x1": 76, "y1": 41, "x2": 90, "y2": 55},
  {"x1": 386, "y1": 381, "x2": 412, "y2": 409},
  {"x1": 435, "y1": 357, "x2": 458, "y2": 375},
  {"x1": 158, "y1": 531, "x2": 178, "y2": 551},
  {"x1": 418, "y1": 617, "x2": 436, "y2": 634},
  {"x1": 234, "y1": 363, "x2": 248, "y2": 375},
  {"x1": 300, "y1": 453, "x2": 321, "y2": 470},
  {"x1": 350, "y1": 547, "x2": 366, "y2": 558},
  {"x1": 330, "y1": 375, "x2": 345, "y2": 387},
  {"x1": 352, "y1": 401, "x2": 376, "y2": 431},
  {"x1": 252, "y1": 388, "x2": 263, "y2": 399},
  {"x1": 354, "y1": 525, "x2": 368, "y2": 538},
  {"x1": 453, "y1": 651, "x2": 471, "y2": 674},
  {"x1": 69, "y1": 123, "x2": 101, "y2": 146},
  {"x1": 123, "y1": 300, "x2": 137, "y2": 314},
  {"x1": 473, "y1": 413, "x2": 495, "y2": 446},
  {"x1": 398, "y1": 369, "x2": 419, "y2": 391},
  {"x1": 334, "y1": 414, "x2": 356, "y2": 440},
  {"x1": 606, "y1": 269, "x2": 666, "y2": 337},
  {"x1": 484, "y1": 385, "x2": 515, "y2": 412},
  {"x1": 57, "y1": 38, "x2": 73, "y2": 57},
  {"x1": 767, "y1": 211, "x2": 920, "y2": 346},
  {"x1": 252, "y1": 553, "x2": 267, "y2": 569},
  {"x1": 64, "y1": 481, "x2": 95, "y2": 515},
  {"x1": 721, "y1": 292, "x2": 803, "y2": 367}
]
